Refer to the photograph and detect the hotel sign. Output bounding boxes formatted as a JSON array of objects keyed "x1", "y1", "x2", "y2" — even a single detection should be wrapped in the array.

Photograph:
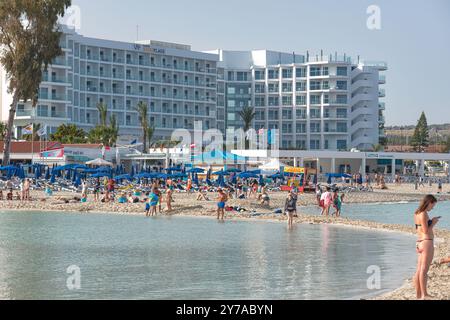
[
  {"x1": 133, "y1": 44, "x2": 165, "y2": 54},
  {"x1": 366, "y1": 153, "x2": 394, "y2": 159}
]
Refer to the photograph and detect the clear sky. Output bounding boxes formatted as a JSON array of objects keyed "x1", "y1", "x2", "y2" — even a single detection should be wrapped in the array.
[{"x1": 70, "y1": 0, "x2": 450, "y2": 126}]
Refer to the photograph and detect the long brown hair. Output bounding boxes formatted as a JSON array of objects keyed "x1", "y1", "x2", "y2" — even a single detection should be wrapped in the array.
[{"x1": 415, "y1": 195, "x2": 437, "y2": 215}]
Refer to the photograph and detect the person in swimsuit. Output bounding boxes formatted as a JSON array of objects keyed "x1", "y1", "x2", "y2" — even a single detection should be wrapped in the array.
[
  {"x1": 165, "y1": 188, "x2": 174, "y2": 213},
  {"x1": 216, "y1": 188, "x2": 228, "y2": 221},
  {"x1": 413, "y1": 194, "x2": 440, "y2": 300}
]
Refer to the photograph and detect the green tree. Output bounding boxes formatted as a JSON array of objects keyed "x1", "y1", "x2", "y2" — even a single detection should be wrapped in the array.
[
  {"x1": 135, "y1": 101, "x2": 149, "y2": 153},
  {"x1": 0, "y1": 0, "x2": 72, "y2": 164},
  {"x1": 411, "y1": 112, "x2": 430, "y2": 152},
  {"x1": 87, "y1": 104, "x2": 119, "y2": 147},
  {"x1": 147, "y1": 125, "x2": 155, "y2": 150},
  {"x1": 238, "y1": 106, "x2": 255, "y2": 149},
  {"x1": 50, "y1": 124, "x2": 87, "y2": 144}
]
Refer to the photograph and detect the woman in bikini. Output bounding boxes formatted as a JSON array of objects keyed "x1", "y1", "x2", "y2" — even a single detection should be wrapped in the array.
[{"x1": 413, "y1": 194, "x2": 440, "y2": 300}]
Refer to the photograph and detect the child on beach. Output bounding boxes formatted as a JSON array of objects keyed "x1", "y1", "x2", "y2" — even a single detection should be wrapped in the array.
[{"x1": 216, "y1": 188, "x2": 228, "y2": 221}]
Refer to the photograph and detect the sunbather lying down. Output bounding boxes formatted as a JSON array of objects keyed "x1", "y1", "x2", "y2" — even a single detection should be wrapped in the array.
[{"x1": 440, "y1": 257, "x2": 450, "y2": 265}]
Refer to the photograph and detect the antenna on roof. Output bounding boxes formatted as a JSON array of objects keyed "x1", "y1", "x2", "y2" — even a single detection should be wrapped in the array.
[{"x1": 136, "y1": 25, "x2": 139, "y2": 42}]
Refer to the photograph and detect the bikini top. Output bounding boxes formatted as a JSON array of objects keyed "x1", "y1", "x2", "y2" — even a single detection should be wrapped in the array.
[{"x1": 415, "y1": 220, "x2": 432, "y2": 230}]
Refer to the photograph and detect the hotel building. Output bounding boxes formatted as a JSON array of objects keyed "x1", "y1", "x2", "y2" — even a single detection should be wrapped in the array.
[{"x1": 0, "y1": 26, "x2": 386, "y2": 151}]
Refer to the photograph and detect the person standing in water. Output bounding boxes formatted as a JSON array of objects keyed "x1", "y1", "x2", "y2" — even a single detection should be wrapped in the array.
[
  {"x1": 165, "y1": 187, "x2": 174, "y2": 213},
  {"x1": 216, "y1": 188, "x2": 228, "y2": 221},
  {"x1": 284, "y1": 191, "x2": 297, "y2": 229},
  {"x1": 413, "y1": 194, "x2": 440, "y2": 300}
]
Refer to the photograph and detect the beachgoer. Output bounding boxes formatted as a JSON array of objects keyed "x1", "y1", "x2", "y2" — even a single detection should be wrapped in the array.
[
  {"x1": 332, "y1": 190, "x2": 345, "y2": 217},
  {"x1": 94, "y1": 178, "x2": 101, "y2": 201},
  {"x1": 438, "y1": 180, "x2": 442, "y2": 193},
  {"x1": 186, "y1": 178, "x2": 192, "y2": 193},
  {"x1": 148, "y1": 188, "x2": 159, "y2": 217},
  {"x1": 260, "y1": 190, "x2": 270, "y2": 206},
  {"x1": 284, "y1": 192, "x2": 297, "y2": 229},
  {"x1": 154, "y1": 187, "x2": 162, "y2": 213},
  {"x1": 320, "y1": 187, "x2": 333, "y2": 216},
  {"x1": 196, "y1": 187, "x2": 209, "y2": 201},
  {"x1": 413, "y1": 194, "x2": 440, "y2": 300},
  {"x1": 439, "y1": 257, "x2": 450, "y2": 265},
  {"x1": 81, "y1": 180, "x2": 87, "y2": 198},
  {"x1": 166, "y1": 188, "x2": 174, "y2": 212},
  {"x1": 216, "y1": 188, "x2": 228, "y2": 221},
  {"x1": 0, "y1": 190, "x2": 3, "y2": 201},
  {"x1": 7, "y1": 189, "x2": 13, "y2": 201},
  {"x1": 315, "y1": 185, "x2": 322, "y2": 207}
]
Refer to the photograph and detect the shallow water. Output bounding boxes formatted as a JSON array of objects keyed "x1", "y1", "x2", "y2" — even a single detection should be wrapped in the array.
[
  {"x1": 300, "y1": 201, "x2": 450, "y2": 230},
  {"x1": 0, "y1": 211, "x2": 417, "y2": 300}
]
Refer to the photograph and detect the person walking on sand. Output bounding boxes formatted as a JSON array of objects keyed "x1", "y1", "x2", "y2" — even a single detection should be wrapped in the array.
[
  {"x1": 320, "y1": 187, "x2": 333, "y2": 216},
  {"x1": 284, "y1": 191, "x2": 297, "y2": 229},
  {"x1": 216, "y1": 188, "x2": 228, "y2": 221},
  {"x1": 437, "y1": 179, "x2": 443, "y2": 194},
  {"x1": 154, "y1": 186, "x2": 162, "y2": 214},
  {"x1": 93, "y1": 178, "x2": 101, "y2": 202},
  {"x1": 332, "y1": 190, "x2": 345, "y2": 217},
  {"x1": 186, "y1": 178, "x2": 192, "y2": 193},
  {"x1": 315, "y1": 185, "x2": 322, "y2": 207},
  {"x1": 413, "y1": 194, "x2": 440, "y2": 300},
  {"x1": 81, "y1": 179, "x2": 87, "y2": 198}
]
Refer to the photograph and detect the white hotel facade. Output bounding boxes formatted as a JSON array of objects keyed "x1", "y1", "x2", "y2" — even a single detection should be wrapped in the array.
[{"x1": 0, "y1": 27, "x2": 387, "y2": 152}]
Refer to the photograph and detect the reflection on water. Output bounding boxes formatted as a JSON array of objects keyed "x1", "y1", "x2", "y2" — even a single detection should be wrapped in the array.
[{"x1": 0, "y1": 211, "x2": 416, "y2": 300}]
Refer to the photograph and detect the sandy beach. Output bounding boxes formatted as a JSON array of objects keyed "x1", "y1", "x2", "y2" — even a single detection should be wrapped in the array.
[{"x1": 1, "y1": 182, "x2": 449, "y2": 300}]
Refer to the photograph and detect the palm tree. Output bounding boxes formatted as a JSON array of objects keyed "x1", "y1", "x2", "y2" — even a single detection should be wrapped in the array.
[
  {"x1": 238, "y1": 106, "x2": 255, "y2": 149},
  {"x1": 135, "y1": 101, "x2": 149, "y2": 153},
  {"x1": 97, "y1": 102, "x2": 108, "y2": 127},
  {"x1": 108, "y1": 114, "x2": 119, "y2": 147},
  {"x1": 50, "y1": 124, "x2": 87, "y2": 144},
  {"x1": 147, "y1": 125, "x2": 155, "y2": 150}
]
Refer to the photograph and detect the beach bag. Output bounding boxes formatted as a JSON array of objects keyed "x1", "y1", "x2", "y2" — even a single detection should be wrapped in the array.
[
  {"x1": 274, "y1": 209, "x2": 282, "y2": 214},
  {"x1": 225, "y1": 206, "x2": 233, "y2": 212}
]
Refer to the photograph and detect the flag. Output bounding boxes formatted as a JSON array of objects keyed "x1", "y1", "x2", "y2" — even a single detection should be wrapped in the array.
[
  {"x1": 37, "y1": 125, "x2": 47, "y2": 137},
  {"x1": 22, "y1": 124, "x2": 33, "y2": 135}
]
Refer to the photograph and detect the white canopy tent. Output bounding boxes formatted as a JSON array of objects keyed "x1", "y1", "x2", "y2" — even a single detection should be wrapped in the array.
[
  {"x1": 259, "y1": 158, "x2": 287, "y2": 173},
  {"x1": 86, "y1": 158, "x2": 114, "y2": 166}
]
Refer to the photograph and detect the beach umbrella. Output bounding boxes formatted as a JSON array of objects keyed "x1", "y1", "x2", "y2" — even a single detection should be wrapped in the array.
[
  {"x1": 327, "y1": 175, "x2": 332, "y2": 185},
  {"x1": 259, "y1": 175, "x2": 264, "y2": 185},
  {"x1": 91, "y1": 173, "x2": 110, "y2": 178},
  {"x1": 74, "y1": 175, "x2": 82, "y2": 188},
  {"x1": 50, "y1": 173, "x2": 56, "y2": 184},
  {"x1": 86, "y1": 158, "x2": 113, "y2": 167},
  {"x1": 225, "y1": 168, "x2": 241, "y2": 173},
  {"x1": 187, "y1": 168, "x2": 205, "y2": 174},
  {"x1": 231, "y1": 174, "x2": 237, "y2": 185},
  {"x1": 313, "y1": 174, "x2": 318, "y2": 185},
  {"x1": 114, "y1": 174, "x2": 133, "y2": 182},
  {"x1": 193, "y1": 173, "x2": 199, "y2": 186},
  {"x1": 213, "y1": 170, "x2": 230, "y2": 176},
  {"x1": 72, "y1": 170, "x2": 78, "y2": 183},
  {"x1": 131, "y1": 165, "x2": 135, "y2": 177},
  {"x1": 45, "y1": 167, "x2": 51, "y2": 180}
]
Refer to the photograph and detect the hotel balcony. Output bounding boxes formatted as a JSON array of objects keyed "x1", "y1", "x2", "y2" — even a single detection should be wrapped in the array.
[
  {"x1": 379, "y1": 89, "x2": 386, "y2": 98},
  {"x1": 363, "y1": 61, "x2": 388, "y2": 71},
  {"x1": 379, "y1": 102, "x2": 385, "y2": 110},
  {"x1": 379, "y1": 74, "x2": 386, "y2": 84}
]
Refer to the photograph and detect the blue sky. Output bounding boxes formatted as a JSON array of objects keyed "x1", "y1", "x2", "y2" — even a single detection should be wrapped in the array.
[{"x1": 71, "y1": 0, "x2": 450, "y2": 126}]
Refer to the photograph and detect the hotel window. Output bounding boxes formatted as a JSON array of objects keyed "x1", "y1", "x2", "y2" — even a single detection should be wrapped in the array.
[
  {"x1": 337, "y1": 108, "x2": 347, "y2": 118},
  {"x1": 322, "y1": 67, "x2": 329, "y2": 76},
  {"x1": 151, "y1": 57, "x2": 155, "y2": 66},
  {"x1": 310, "y1": 139, "x2": 320, "y2": 150},
  {"x1": 282, "y1": 123, "x2": 292, "y2": 134},
  {"x1": 282, "y1": 109, "x2": 292, "y2": 119},
  {"x1": 310, "y1": 109, "x2": 321, "y2": 119},
  {"x1": 296, "y1": 123, "x2": 306, "y2": 133},
  {"x1": 255, "y1": 110, "x2": 265, "y2": 120},
  {"x1": 310, "y1": 81, "x2": 321, "y2": 90},
  {"x1": 255, "y1": 83, "x2": 265, "y2": 93},
  {"x1": 255, "y1": 70, "x2": 265, "y2": 80},
  {"x1": 296, "y1": 140, "x2": 306, "y2": 150},
  {"x1": 296, "y1": 82, "x2": 306, "y2": 91},
  {"x1": 310, "y1": 95, "x2": 321, "y2": 104},
  {"x1": 268, "y1": 69, "x2": 279, "y2": 79},
  {"x1": 310, "y1": 122, "x2": 321, "y2": 132},
  {"x1": 337, "y1": 140, "x2": 347, "y2": 150},
  {"x1": 337, "y1": 67, "x2": 348, "y2": 76},
  {"x1": 296, "y1": 108, "x2": 306, "y2": 119},
  {"x1": 268, "y1": 83, "x2": 278, "y2": 93},
  {"x1": 227, "y1": 71, "x2": 234, "y2": 81},
  {"x1": 337, "y1": 122, "x2": 347, "y2": 133},
  {"x1": 268, "y1": 97, "x2": 279, "y2": 106},
  {"x1": 282, "y1": 69, "x2": 292, "y2": 79},
  {"x1": 322, "y1": 81, "x2": 329, "y2": 90},
  {"x1": 237, "y1": 72, "x2": 247, "y2": 81},
  {"x1": 255, "y1": 97, "x2": 265, "y2": 107},
  {"x1": 268, "y1": 110, "x2": 279, "y2": 119},
  {"x1": 296, "y1": 68, "x2": 306, "y2": 78},
  {"x1": 324, "y1": 94, "x2": 329, "y2": 104},
  {"x1": 227, "y1": 87, "x2": 235, "y2": 95},
  {"x1": 310, "y1": 66, "x2": 321, "y2": 77},
  {"x1": 336, "y1": 81, "x2": 347, "y2": 90},
  {"x1": 296, "y1": 96, "x2": 306, "y2": 106},
  {"x1": 37, "y1": 105, "x2": 48, "y2": 117},
  {"x1": 336, "y1": 95, "x2": 348, "y2": 104},
  {"x1": 282, "y1": 96, "x2": 292, "y2": 106},
  {"x1": 324, "y1": 140, "x2": 329, "y2": 150},
  {"x1": 282, "y1": 83, "x2": 292, "y2": 92}
]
